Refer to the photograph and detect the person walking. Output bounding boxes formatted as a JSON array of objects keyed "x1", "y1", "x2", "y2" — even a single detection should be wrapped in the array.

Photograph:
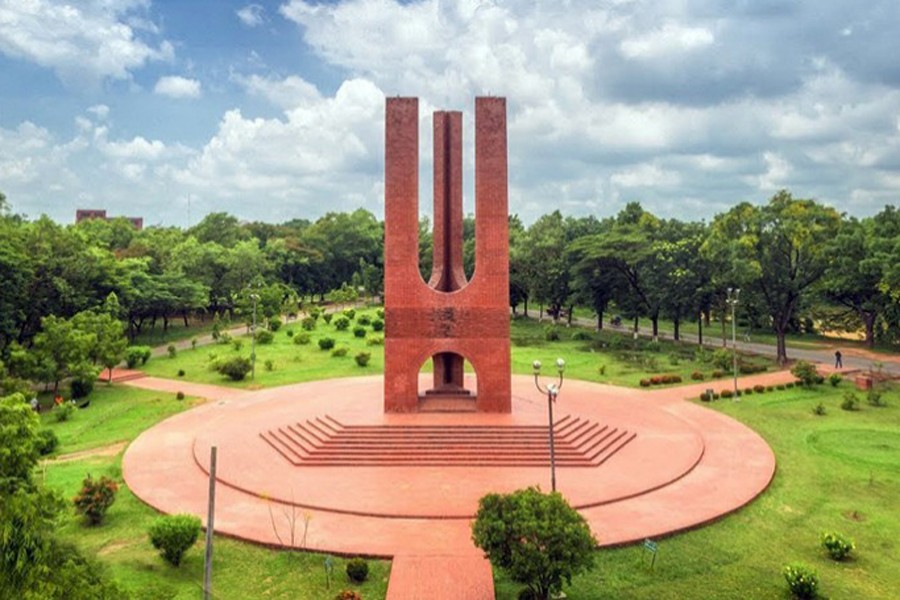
[{"x1": 834, "y1": 350, "x2": 843, "y2": 369}]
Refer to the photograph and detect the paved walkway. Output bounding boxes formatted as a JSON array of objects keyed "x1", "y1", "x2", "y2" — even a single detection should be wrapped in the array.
[{"x1": 123, "y1": 373, "x2": 785, "y2": 600}]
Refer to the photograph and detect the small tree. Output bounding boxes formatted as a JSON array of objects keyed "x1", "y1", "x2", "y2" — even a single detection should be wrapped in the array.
[
  {"x1": 472, "y1": 487, "x2": 596, "y2": 600},
  {"x1": 791, "y1": 361, "x2": 819, "y2": 386},
  {"x1": 73, "y1": 474, "x2": 118, "y2": 525},
  {"x1": 148, "y1": 514, "x2": 202, "y2": 566}
]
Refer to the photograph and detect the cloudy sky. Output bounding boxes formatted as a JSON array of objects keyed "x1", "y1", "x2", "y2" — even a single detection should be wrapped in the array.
[{"x1": 1, "y1": 0, "x2": 899, "y2": 227}]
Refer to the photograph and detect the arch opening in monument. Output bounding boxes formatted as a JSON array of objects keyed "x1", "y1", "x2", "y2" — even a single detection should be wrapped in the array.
[{"x1": 417, "y1": 352, "x2": 478, "y2": 408}]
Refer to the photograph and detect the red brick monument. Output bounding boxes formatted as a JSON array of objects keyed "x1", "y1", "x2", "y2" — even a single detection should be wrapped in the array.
[{"x1": 384, "y1": 97, "x2": 511, "y2": 413}]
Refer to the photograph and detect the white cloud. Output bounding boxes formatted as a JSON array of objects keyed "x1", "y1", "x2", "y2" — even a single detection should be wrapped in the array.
[
  {"x1": 154, "y1": 76, "x2": 202, "y2": 99},
  {"x1": 0, "y1": 0, "x2": 173, "y2": 86},
  {"x1": 236, "y1": 4, "x2": 265, "y2": 27},
  {"x1": 87, "y1": 104, "x2": 110, "y2": 120},
  {"x1": 233, "y1": 73, "x2": 321, "y2": 109},
  {"x1": 619, "y1": 22, "x2": 715, "y2": 60}
]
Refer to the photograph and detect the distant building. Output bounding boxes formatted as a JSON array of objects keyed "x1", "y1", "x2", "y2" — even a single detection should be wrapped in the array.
[{"x1": 75, "y1": 209, "x2": 143, "y2": 230}]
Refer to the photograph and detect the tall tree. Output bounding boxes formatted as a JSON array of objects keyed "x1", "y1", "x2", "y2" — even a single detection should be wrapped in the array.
[{"x1": 705, "y1": 191, "x2": 841, "y2": 363}]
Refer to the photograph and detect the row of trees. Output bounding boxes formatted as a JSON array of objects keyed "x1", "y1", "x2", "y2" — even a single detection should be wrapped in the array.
[{"x1": 1, "y1": 190, "x2": 897, "y2": 375}]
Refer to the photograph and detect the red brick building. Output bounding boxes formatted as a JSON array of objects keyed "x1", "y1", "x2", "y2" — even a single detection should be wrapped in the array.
[{"x1": 75, "y1": 209, "x2": 143, "y2": 230}]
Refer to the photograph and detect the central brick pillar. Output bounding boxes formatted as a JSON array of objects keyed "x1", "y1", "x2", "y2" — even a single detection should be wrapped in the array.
[{"x1": 383, "y1": 97, "x2": 511, "y2": 413}]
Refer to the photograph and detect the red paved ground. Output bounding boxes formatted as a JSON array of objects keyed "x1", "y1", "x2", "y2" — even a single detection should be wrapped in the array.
[{"x1": 123, "y1": 373, "x2": 785, "y2": 599}]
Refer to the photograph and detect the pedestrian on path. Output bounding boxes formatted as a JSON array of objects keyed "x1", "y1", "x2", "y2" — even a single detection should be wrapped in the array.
[{"x1": 834, "y1": 350, "x2": 843, "y2": 368}]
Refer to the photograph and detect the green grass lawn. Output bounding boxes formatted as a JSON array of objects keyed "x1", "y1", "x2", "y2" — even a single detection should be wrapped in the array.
[
  {"x1": 493, "y1": 382, "x2": 900, "y2": 599},
  {"x1": 139, "y1": 310, "x2": 775, "y2": 390}
]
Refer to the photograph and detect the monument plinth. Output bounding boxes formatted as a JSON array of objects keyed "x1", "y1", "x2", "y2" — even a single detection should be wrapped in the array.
[{"x1": 384, "y1": 97, "x2": 511, "y2": 413}]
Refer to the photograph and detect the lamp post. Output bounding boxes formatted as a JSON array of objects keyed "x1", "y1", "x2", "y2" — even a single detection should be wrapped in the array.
[
  {"x1": 726, "y1": 288, "x2": 740, "y2": 399},
  {"x1": 248, "y1": 288, "x2": 260, "y2": 381},
  {"x1": 533, "y1": 357, "x2": 565, "y2": 492}
]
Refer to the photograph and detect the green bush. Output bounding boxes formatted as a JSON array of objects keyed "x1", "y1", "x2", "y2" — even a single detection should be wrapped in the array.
[
  {"x1": 355, "y1": 352, "x2": 371, "y2": 367},
  {"x1": 353, "y1": 326, "x2": 367, "y2": 338},
  {"x1": 753, "y1": 384, "x2": 766, "y2": 393},
  {"x1": 177, "y1": 369, "x2": 185, "y2": 377},
  {"x1": 867, "y1": 389, "x2": 886, "y2": 407},
  {"x1": 294, "y1": 333, "x2": 311, "y2": 345},
  {"x1": 167, "y1": 344, "x2": 177, "y2": 358},
  {"x1": 285, "y1": 328, "x2": 294, "y2": 337},
  {"x1": 148, "y1": 514, "x2": 202, "y2": 567},
  {"x1": 334, "y1": 316, "x2": 351, "y2": 331},
  {"x1": 268, "y1": 316, "x2": 282, "y2": 331},
  {"x1": 70, "y1": 377, "x2": 94, "y2": 399},
  {"x1": 572, "y1": 330, "x2": 592, "y2": 341},
  {"x1": 544, "y1": 326, "x2": 561, "y2": 341},
  {"x1": 255, "y1": 329, "x2": 274, "y2": 344},
  {"x1": 646, "y1": 340, "x2": 661, "y2": 353},
  {"x1": 712, "y1": 349, "x2": 732, "y2": 370},
  {"x1": 371, "y1": 319, "x2": 384, "y2": 332},
  {"x1": 36, "y1": 428, "x2": 59, "y2": 455},
  {"x1": 323, "y1": 313, "x2": 333, "y2": 324},
  {"x1": 691, "y1": 371, "x2": 705, "y2": 381},
  {"x1": 357, "y1": 315, "x2": 372, "y2": 326},
  {"x1": 828, "y1": 373, "x2": 842, "y2": 387},
  {"x1": 332, "y1": 347, "x2": 348, "y2": 357},
  {"x1": 783, "y1": 562, "x2": 819, "y2": 599},
  {"x1": 55, "y1": 402, "x2": 75, "y2": 422},
  {"x1": 191, "y1": 337, "x2": 198, "y2": 350},
  {"x1": 125, "y1": 345, "x2": 151, "y2": 368},
  {"x1": 367, "y1": 336, "x2": 384, "y2": 346},
  {"x1": 264, "y1": 359, "x2": 275, "y2": 372},
  {"x1": 346, "y1": 557, "x2": 369, "y2": 583},
  {"x1": 376, "y1": 308, "x2": 385, "y2": 319},
  {"x1": 791, "y1": 360, "x2": 819, "y2": 386},
  {"x1": 721, "y1": 389, "x2": 734, "y2": 399},
  {"x1": 821, "y1": 531, "x2": 854, "y2": 561},
  {"x1": 219, "y1": 332, "x2": 232, "y2": 345},
  {"x1": 176, "y1": 391, "x2": 185, "y2": 400},
  {"x1": 217, "y1": 356, "x2": 253, "y2": 381},
  {"x1": 841, "y1": 392, "x2": 860, "y2": 411},
  {"x1": 301, "y1": 316, "x2": 317, "y2": 331},
  {"x1": 343, "y1": 308, "x2": 356, "y2": 320},
  {"x1": 318, "y1": 337, "x2": 336, "y2": 350},
  {"x1": 812, "y1": 402, "x2": 827, "y2": 416},
  {"x1": 73, "y1": 474, "x2": 118, "y2": 526}
]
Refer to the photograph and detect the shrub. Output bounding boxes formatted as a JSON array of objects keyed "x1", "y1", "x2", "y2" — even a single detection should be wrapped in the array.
[
  {"x1": 36, "y1": 428, "x2": 59, "y2": 455},
  {"x1": 776, "y1": 384, "x2": 786, "y2": 391},
  {"x1": 814, "y1": 375, "x2": 825, "y2": 385},
  {"x1": 323, "y1": 313, "x2": 334, "y2": 324},
  {"x1": 176, "y1": 391, "x2": 185, "y2": 400},
  {"x1": 699, "y1": 391, "x2": 712, "y2": 402},
  {"x1": 366, "y1": 336, "x2": 384, "y2": 346},
  {"x1": 821, "y1": 531, "x2": 854, "y2": 561},
  {"x1": 791, "y1": 360, "x2": 817, "y2": 385},
  {"x1": 867, "y1": 389, "x2": 886, "y2": 407},
  {"x1": 217, "y1": 356, "x2": 252, "y2": 381},
  {"x1": 309, "y1": 307, "x2": 322, "y2": 320},
  {"x1": 353, "y1": 326, "x2": 367, "y2": 338},
  {"x1": 371, "y1": 319, "x2": 384, "y2": 332},
  {"x1": 753, "y1": 384, "x2": 766, "y2": 393},
  {"x1": 355, "y1": 352, "x2": 371, "y2": 367},
  {"x1": 70, "y1": 377, "x2": 95, "y2": 399},
  {"x1": 332, "y1": 347, "x2": 349, "y2": 357},
  {"x1": 301, "y1": 316, "x2": 317, "y2": 331},
  {"x1": 191, "y1": 337, "x2": 198, "y2": 350},
  {"x1": 712, "y1": 349, "x2": 732, "y2": 370},
  {"x1": 318, "y1": 337, "x2": 336, "y2": 351},
  {"x1": 646, "y1": 340, "x2": 661, "y2": 353},
  {"x1": 343, "y1": 308, "x2": 356, "y2": 320},
  {"x1": 597, "y1": 364, "x2": 606, "y2": 376},
  {"x1": 177, "y1": 369, "x2": 185, "y2": 377},
  {"x1": 572, "y1": 330, "x2": 592, "y2": 341},
  {"x1": 544, "y1": 326, "x2": 560, "y2": 341},
  {"x1": 334, "y1": 316, "x2": 351, "y2": 331},
  {"x1": 125, "y1": 346, "x2": 151, "y2": 368},
  {"x1": 148, "y1": 514, "x2": 202, "y2": 567},
  {"x1": 73, "y1": 474, "x2": 118, "y2": 525},
  {"x1": 743, "y1": 388, "x2": 753, "y2": 395},
  {"x1": 812, "y1": 402, "x2": 826, "y2": 416},
  {"x1": 721, "y1": 389, "x2": 734, "y2": 399},
  {"x1": 766, "y1": 385, "x2": 775, "y2": 392},
  {"x1": 346, "y1": 557, "x2": 369, "y2": 583},
  {"x1": 232, "y1": 339, "x2": 243, "y2": 352},
  {"x1": 828, "y1": 373, "x2": 842, "y2": 387},
  {"x1": 841, "y1": 392, "x2": 860, "y2": 411},
  {"x1": 376, "y1": 308, "x2": 385, "y2": 319},
  {"x1": 783, "y1": 563, "x2": 819, "y2": 599},
  {"x1": 691, "y1": 371, "x2": 704, "y2": 381},
  {"x1": 218, "y1": 332, "x2": 232, "y2": 345},
  {"x1": 711, "y1": 370, "x2": 724, "y2": 378},
  {"x1": 335, "y1": 591, "x2": 362, "y2": 600},
  {"x1": 649, "y1": 376, "x2": 662, "y2": 385},
  {"x1": 264, "y1": 359, "x2": 274, "y2": 372},
  {"x1": 255, "y1": 329, "x2": 274, "y2": 344},
  {"x1": 357, "y1": 315, "x2": 372, "y2": 326},
  {"x1": 286, "y1": 328, "x2": 294, "y2": 337},
  {"x1": 294, "y1": 333, "x2": 311, "y2": 345},
  {"x1": 639, "y1": 379, "x2": 651, "y2": 387},
  {"x1": 167, "y1": 344, "x2": 177, "y2": 358},
  {"x1": 268, "y1": 316, "x2": 282, "y2": 332},
  {"x1": 55, "y1": 402, "x2": 75, "y2": 422}
]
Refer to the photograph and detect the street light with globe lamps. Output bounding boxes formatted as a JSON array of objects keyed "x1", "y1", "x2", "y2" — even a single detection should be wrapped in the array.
[
  {"x1": 533, "y1": 357, "x2": 565, "y2": 492},
  {"x1": 726, "y1": 287, "x2": 741, "y2": 399}
]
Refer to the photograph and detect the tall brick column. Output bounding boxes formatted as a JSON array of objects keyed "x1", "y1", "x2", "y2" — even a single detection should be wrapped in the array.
[{"x1": 384, "y1": 97, "x2": 511, "y2": 413}]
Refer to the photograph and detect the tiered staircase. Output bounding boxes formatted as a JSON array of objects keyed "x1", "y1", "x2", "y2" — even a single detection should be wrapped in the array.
[{"x1": 259, "y1": 414, "x2": 637, "y2": 468}]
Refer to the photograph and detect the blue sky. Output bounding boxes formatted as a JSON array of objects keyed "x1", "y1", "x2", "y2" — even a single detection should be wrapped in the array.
[{"x1": 1, "y1": 0, "x2": 899, "y2": 227}]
